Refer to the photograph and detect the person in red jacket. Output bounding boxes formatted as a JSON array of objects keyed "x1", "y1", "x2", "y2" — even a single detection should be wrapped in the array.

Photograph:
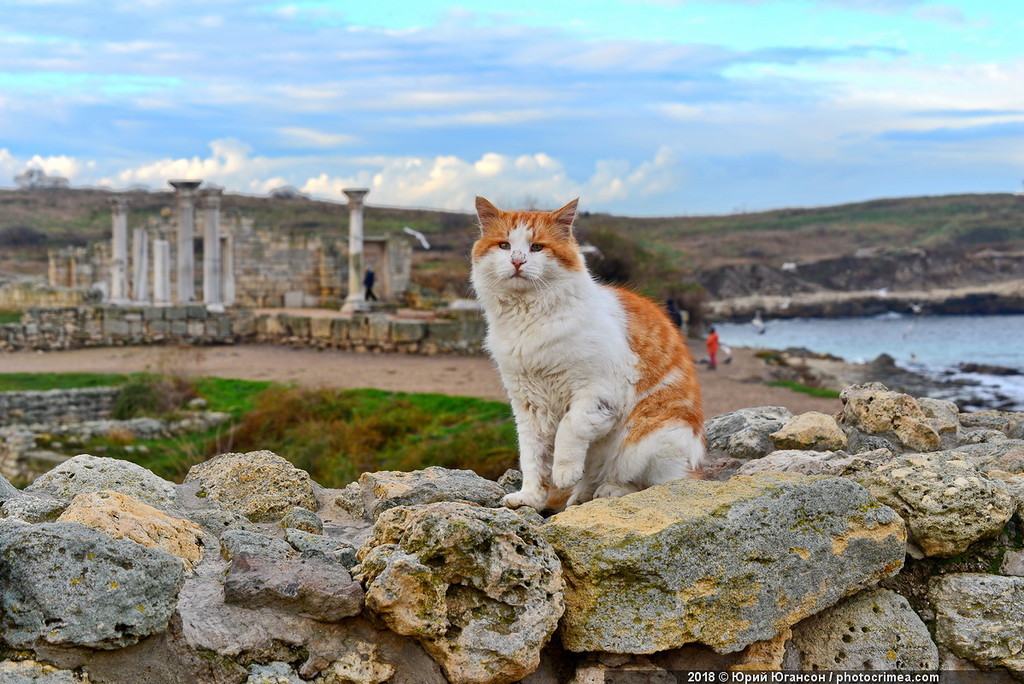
[{"x1": 706, "y1": 326, "x2": 720, "y2": 370}]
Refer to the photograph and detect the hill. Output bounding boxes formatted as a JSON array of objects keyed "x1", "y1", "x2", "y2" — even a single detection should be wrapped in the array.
[{"x1": 2, "y1": 187, "x2": 1023, "y2": 299}]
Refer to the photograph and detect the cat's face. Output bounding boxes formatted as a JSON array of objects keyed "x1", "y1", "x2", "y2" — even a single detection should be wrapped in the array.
[{"x1": 471, "y1": 197, "x2": 584, "y2": 293}]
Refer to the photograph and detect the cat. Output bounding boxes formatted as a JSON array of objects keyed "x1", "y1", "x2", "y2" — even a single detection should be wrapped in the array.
[{"x1": 470, "y1": 196, "x2": 705, "y2": 511}]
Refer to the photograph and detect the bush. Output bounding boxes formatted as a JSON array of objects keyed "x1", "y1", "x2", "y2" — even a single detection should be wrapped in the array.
[{"x1": 112, "y1": 373, "x2": 197, "y2": 419}]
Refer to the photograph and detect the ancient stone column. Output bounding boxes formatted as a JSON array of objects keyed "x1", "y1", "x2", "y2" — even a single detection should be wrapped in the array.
[
  {"x1": 341, "y1": 188, "x2": 369, "y2": 313},
  {"x1": 153, "y1": 239, "x2": 171, "y2": 306},
  {"x1": 221, "y1": 234, "x2": 236, "y2": 306},
  {"x1": 109, "y1": 197, "x2": 130, "y2": 305},
  {"x1": 131, "y1": 228, "x2": 149, "y2": 303},
  {"x1": 169, "y1": 179, "x2": 202, "y2": 303},
  {"x1": 200, "y1": 188, "x2": 224, "y2": 311}
]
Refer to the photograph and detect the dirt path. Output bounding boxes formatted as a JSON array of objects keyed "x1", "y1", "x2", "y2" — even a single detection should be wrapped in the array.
[{"x1": 0, "y1": 342, "x2": 840, "y2": 418}]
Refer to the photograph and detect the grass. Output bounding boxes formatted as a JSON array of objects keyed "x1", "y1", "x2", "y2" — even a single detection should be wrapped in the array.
[
  {"x1": 0, "y1": 372, "x2": 131, "y2": 391},
  {"x1": 0, "y1": 310, "x2": 22, "y2": 325},
  {"x1": 2, "y1": 371, "x2": 515, "y2": 487},
  {"x1": 766, "y1": 380, "x2": 841, "y2": 399},
  {"x1": 229, "y1": 387, "x2": 518, "y2": 488}
]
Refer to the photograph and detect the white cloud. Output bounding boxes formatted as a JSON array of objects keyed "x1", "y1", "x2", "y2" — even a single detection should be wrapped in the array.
[{"x1": 277, "y1": 127, "x2": 357, "y2": 148}]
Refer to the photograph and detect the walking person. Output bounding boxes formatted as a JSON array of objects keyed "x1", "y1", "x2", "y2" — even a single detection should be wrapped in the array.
[
  {"x1": 364, "y1": 265, "x2": 378, "y2": 302},
  {"x1": 706, "y1": 325, "x2": 720, "y2": 370}
]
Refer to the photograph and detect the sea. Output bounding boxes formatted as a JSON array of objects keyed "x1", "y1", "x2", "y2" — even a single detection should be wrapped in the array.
[{"x1": 715, "y1": 313, "x2": 1024, "y2": 411}]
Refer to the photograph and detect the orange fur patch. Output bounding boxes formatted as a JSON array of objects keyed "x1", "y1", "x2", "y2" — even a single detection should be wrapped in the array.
[{"x1": 614, "y1": 287, "x2": 704, "y2": 445}]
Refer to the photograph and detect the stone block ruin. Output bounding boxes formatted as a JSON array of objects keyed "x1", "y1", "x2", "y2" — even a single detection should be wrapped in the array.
[{"x1": 47, "y1": 182, "x2": 413, "y2": 310}]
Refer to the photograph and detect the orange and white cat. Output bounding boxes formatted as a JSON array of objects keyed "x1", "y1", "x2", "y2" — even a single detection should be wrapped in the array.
[{"x1": 471, "y1": 196, "x2": 704, "y2": 511}]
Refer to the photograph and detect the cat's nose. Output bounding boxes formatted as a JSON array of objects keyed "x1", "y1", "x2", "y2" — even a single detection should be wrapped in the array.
[{"x1": 511, "y1": 251, "x2": 527, "y2": 270}]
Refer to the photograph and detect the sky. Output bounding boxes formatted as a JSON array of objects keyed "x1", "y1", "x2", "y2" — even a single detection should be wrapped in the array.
[{"x1": 0, "y1": 0, "x2": 1022, "y2": 216}]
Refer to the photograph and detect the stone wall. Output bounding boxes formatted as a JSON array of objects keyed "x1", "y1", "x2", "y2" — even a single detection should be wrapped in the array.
[
  {"x1": 0, "y1": 306, "x2": 486, "y2": 355},
  {"x1": 0, "y1": 387, "x2": 120, "y2": 425},
  {"x1": 2, "y1": 385, "x2": 1023, "y2": 682},
  {"x1": 0, "y1": 279, "x2": 100, "y2": 310}
]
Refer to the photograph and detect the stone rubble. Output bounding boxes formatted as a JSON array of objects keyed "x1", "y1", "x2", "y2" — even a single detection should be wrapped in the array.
[{"x1": 0, "y1": 384, "x2": 1023, "y2": 682}]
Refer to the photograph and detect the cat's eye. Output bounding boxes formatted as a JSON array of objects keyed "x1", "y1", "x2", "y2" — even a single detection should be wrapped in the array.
[
  {"x1": 498, "y1": 242, "x2": 511, "y2": 250},
  {"x1": 530, "y1": 244, "x2": 543, "y2": 252}
]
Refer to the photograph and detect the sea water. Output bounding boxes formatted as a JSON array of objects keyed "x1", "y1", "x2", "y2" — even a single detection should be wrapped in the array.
[{"x1": 715, "y1": 313, "x2": 1024, "y2": 411}]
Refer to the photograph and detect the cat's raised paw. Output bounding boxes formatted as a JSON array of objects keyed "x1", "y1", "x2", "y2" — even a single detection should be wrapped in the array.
[{"x1": 551, "y1": 460, "x2": 584, "y2": 490}]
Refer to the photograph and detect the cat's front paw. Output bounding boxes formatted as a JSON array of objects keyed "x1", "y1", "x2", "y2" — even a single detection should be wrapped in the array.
[
  {"x1": 502, "y1": 489, "x2": 547, "y2": 511},
  {"x1": 551, "y1": 460, "x2": 584, "y2": 490}
]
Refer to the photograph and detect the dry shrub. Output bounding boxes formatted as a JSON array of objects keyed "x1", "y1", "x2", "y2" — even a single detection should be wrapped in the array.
[{"x1": 105, "y1": 427, "x2": 136, "y2": 446}]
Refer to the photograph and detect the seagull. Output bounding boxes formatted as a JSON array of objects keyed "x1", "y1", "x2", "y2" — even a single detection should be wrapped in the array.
[
  {"x1": 751, "y1": 310, "x2": 766, "y2": 334},
  {"x1": 403, "y1": 226, "x2": 431, "y2": 249}
]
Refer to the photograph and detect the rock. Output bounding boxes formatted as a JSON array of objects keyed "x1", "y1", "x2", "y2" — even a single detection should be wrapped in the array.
[
  {"x1": 247, "y1": 662, "x2": 304, "y2": 684},
  {"x1": 543, "y1": 473, "x2": 906, "y2": 655},
  {"x1": 770, "y1": 411, "x2": 848, "y2": 451},
  {"x1": 918, "y1": 396, "x2": 961, "y2": 436},
  {"x1": 219, "y1": 528, "x2": 296, "y2": 561},
  {"x1": 355, "y1": 502, "x2": 564, "y2": 684},
  {"x1": 840, "y1": 383, "x2": 941, "y2": 452},
  {"x1": 947, "y1": 441, "x2": 1024, "y2": 475},
  {"x1": 224, "y1": 554, "x2": 364, "y2": 622},
  {"x1": 736, "y1": 448, "x2": 892, "y2": 478},
  {"x1": 929, "y1": 573, "x2": 1024, "y2": 675},
  {"x1": 0, "y1": 659, "x2": 87, "y2": 682},
  {"x1": 311, "y1": 641, "x2": 395, "y2": 684},
  {"x1": 2, "y1": 493, "x2": 67, "y2": 522},
  {"x1": 357, "y1": 466, "x2": 507, "y2": 520},
  {"x1": 705, "y1": 406, "x2": 793, "y2": 460},
  {"x1": 860, "y1": 452, "x2": 1015, "y2": 557},
  {"x1": 279, "y1": 505, "x2": 323, "y2": 534},
  {"x1": 57, "y1": 490, "x2": 204, "y2": 569},
  {"x1": 960, "y1": 429, "x2": 1009, "y2": 445},
  {"x1": 0, "y1": 473, "x2": 19, "y2": 500},
  {"x1": 959, "y1": 410, "x2": 1015, "y2": 432},
  {"x1": 285, "y1": 528, "x2": 358, "y2": 569},
  {"x1": 786, "y1": 588, "x2": 938, "y2": 670},
  {"x1": 184, "y1": 450, "x2": 318, "y2": 522},
  {"x1": 0, "y1": 520, "x2": 185, "y2": 649},
  {"x1": 26, "y1": 454, "x2": 178, "y2": 510},
  {"x1": 188, "y1": 507, "x2": 259, "y2": 535},
  {"x1": 1008, "y1": 415, "x2": 1024, "y2": 440}
]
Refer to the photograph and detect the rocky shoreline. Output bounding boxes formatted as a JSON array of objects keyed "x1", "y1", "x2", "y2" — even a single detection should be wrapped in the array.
[{"x1": 2, "y1": 382, "x2": 1024, "y2": 682}]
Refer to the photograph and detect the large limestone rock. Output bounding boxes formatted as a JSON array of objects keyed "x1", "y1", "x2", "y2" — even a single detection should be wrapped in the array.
[
  {"x1": 356, "y1": 466, "x2": 507, "y2": 520},
  {"x1": 770, "y1": 411, "x2": 848, "y2": 452},
  {"x1": 929, "y1": 573, "x2": 1024, "y2": 675},
  {"x1": 184, "y1": 450, "x2": 318, "y2": 522},
  {"x1": 0, "y1": 520, "x2": 185, "y2": 649},
  {"x1": 860, "y1": 452, "x2": 1015, "y2": 557},
  {"x1": 355, "y1": 502, "x2": 564, "y2": 684},
  {"x1": 786, "y1": 588, "x2": 938, "y2": 670},
  {"x1": 736, "y1": 447, "x2": 892, "y2": 478},
  {"x1": 704, "y1": 406, "x2": 793, "y2": 460},
  {"x1": 542, "y1": 473, "x2": 906, "y2": 654},
  {"x1": 58, "y1": 489, "x2": 204, "y2": 569},
  {"x1": 223, "y1": 554, "x2": 364, "y2": 622},
  {"x1": 26, "y1": 453, "x2": 178, "y2": 510},
  {"x1": 839, "y1": 383, "x2": 941, "y2": 452}
]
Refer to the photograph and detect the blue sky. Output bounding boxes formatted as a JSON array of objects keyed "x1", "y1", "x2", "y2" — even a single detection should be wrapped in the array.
[{"x1": 0, "y1": 0, "x2": 1021, "y2": 215}]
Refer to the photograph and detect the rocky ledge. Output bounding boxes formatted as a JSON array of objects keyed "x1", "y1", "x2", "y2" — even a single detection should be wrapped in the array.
[{"x1": 2, "y1": 383, "x2": 1024, "y2": 683}]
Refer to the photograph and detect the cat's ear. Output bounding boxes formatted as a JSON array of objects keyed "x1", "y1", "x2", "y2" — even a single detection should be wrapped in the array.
[
  {"x1": 475, "y1": 196, "x2": 501, "y2": 231},
  {"x1": 549, "y1": 198, "x2": 579, "y2": 238}
]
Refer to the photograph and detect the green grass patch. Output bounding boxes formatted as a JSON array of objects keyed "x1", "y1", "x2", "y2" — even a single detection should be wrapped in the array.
[
  {"x1": 0, "y1": 310, "x2": 22, "y2": 325},
  {"x1": 229, "y1": 387, "x2": 518, "y2": 488},
  {"x1": 0, "y1": 372, "x2": 131, "y2": 391},
  {"x1": 766, "y1": 380, "x2": 841, "y2": 399}
]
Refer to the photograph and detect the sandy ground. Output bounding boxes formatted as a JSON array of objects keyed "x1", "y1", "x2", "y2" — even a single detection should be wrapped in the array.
[{"x1": 0, "y1": 342, "x2": 840, "y2": 418}]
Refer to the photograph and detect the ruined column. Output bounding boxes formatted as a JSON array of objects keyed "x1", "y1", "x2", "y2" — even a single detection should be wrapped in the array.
[
  {"x1": 200, "y1": 187, "x2": 224, "y2": 311},
  {"x1": 109, "y1": 197, "x2": 130, "y2": 305},
  {"x1": 131, "y1": 228, "x2": 149, "y2": 303},
  {"x1": 341, "y1": 188, "x2": 369, "y2": 313},
  {"x1": 153, "y1": 239, "x2": 171, "y2": 306},
  {"x1": 169, "y1": 179, "x2": 202, "y2": 303},
  {"x1": 221, "y1": 234, "x2": 236, "y2": 306}
]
